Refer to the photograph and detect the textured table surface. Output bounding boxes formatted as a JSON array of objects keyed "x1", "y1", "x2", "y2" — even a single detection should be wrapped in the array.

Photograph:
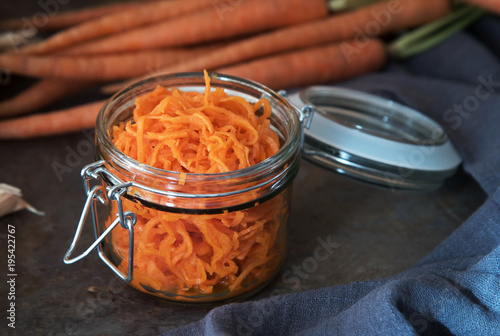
[{"x1": 0, "y1": 1, "x2": 487, "y2": 335}]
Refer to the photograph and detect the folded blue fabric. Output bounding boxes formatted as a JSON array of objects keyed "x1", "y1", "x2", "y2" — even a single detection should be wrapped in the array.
[{"x1": 164, "y1": 15, "x2": 500, "y2": 336}]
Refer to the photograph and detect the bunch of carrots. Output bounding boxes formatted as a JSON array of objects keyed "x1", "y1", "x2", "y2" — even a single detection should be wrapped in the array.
[{"x1": 0, "y1": 0, "x2": 496, "y2": 140}]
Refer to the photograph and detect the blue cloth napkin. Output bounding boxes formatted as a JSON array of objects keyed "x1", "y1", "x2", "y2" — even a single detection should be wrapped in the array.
[{"x1": 164, "y1": 15, "x2": 500, "y2": 336}]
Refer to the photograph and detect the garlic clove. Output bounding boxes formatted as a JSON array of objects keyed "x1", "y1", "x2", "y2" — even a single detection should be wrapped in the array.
[{"x1": 0, "y1": 183, "x2": 44, "y2": 218}]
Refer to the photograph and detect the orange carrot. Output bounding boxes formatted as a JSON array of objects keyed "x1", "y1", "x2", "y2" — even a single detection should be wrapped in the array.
[
  {"x1": 60, "y1": 0, "x2": 329, "y2": 56},
  {"x1": 0, "y1": 46, "x2": 219, "y2": 80},
  {"x1": 0, "y1": 79, "x2": 93, "y2": 118},
  {"x1": 0, "y1": 100, "x2": 105, "y2": 139},
  {"x1": 103, "y1": 0, "x2": 450, "y2": 93},
  {"x1": 463, "y1": 0, "x2": 500, "y2": 14},
  {"x1": 20, "y1": 0, "x2": 216, "y2": 55},
  {"x1": 217, "y1": 39, "x2": 387, "y2": 90},
  {"x1": 0, "y1": 1, "x2": 152, "y2": 31},
  {"x1": 0, "y1": 40, "x2": 386, "y2": 140}
]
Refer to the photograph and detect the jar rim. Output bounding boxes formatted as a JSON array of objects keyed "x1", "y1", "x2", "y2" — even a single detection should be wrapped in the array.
[{"x1": 95, "y1": 72, "x2": 302, "y2": 183}]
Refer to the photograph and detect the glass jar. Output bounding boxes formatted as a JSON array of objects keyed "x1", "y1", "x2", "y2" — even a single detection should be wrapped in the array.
[
  {"x1": 63, "y1": 72, "x2": 307, "y2": 303},
  {"x1": 64, "y1": 73, "x2": 462, "y2": 304}
]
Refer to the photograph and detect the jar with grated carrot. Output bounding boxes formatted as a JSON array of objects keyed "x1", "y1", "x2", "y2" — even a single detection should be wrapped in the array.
[{"x1": 90, "y1": 71, "x2": 303, "y2": 303}]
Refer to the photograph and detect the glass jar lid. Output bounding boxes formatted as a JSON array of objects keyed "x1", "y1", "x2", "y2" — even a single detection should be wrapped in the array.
[{"x1": 288, "y1": 86, "x2": 462, "y2": 191}]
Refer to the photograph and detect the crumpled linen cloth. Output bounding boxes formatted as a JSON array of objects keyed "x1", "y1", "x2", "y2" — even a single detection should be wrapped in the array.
[{"x1": 164, "y1": 15, "x2": 500, "y2": 336}]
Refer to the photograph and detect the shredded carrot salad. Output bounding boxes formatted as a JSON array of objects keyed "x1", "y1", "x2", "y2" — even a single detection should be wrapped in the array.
[
  {"x1": 111, "y1": 71, "x2": 279, "y2": 173},
  {"x1": 106, "y1": 72, "x2": 288, "y2": 301}
]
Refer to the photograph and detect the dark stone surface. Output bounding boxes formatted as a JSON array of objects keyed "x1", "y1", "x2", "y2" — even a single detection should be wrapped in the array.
[
  {"x1": 0, "y1": 1, "x2": 487, "y2": 335},
  {"x1": 0, "y1": 131, "x2": 486, "y2": 335}
]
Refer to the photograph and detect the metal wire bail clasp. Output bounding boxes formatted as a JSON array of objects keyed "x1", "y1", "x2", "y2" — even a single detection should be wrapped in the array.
[
  {"x1": 278, "y1": 90, "x2": 314, "y2": 149},
  {"x1": 63, "y1": 160, "x2": 137, "y2": 283}
]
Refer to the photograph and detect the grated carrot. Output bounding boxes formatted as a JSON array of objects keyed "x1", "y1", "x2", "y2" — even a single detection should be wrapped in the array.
[
  {"x1": 112, "y1": 72, "x2": 279, "y2": 173},
  {"x1": 106, "y1": 71, "x2": 286, "y2": 301}
]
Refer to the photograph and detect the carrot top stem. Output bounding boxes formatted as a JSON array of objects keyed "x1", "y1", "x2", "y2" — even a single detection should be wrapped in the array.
[
  {"x1": 388, "y1": 4, "x2": 485, "y2": 59},
  {"x1": 327, "y1": 0, "x2": 382, "y2": 12}
]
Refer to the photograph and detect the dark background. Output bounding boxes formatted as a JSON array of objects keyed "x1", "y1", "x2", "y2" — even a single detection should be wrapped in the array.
[{"x1": 0, "y1": 1, "x2": 487, "y2": 335}]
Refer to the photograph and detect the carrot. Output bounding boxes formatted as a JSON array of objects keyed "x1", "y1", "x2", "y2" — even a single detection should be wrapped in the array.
[
  {"x1": 103, "y1": 0, "x2": 450, "y2": 93},
  {"x1": 463, "y1": 0, "x2": 500, "y2": 14},
  {"x1": 217, "y1": 39, "x2": 387, "y2": 90},
  {"x1": 0, "y1": 45, "x2": 221, "y2": 80},
  {"x1": 20, "y1": 0, "x2": 216, "y2": 55},
  {"x1": 60, "y1": 0, "x2": 329, "y2": 56},
  {"x1": 0, "y1": 40, "x2": 385, "y2": 140},
  {"x1": 0, "y1": 1, "x2": 152, "y2": 31},
  {"x1": 0, "y1": 100, "x2": 105, "y2": 139},
  {"x1": 0, "y1": 79, "x2": 93, "y2": 118}
]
